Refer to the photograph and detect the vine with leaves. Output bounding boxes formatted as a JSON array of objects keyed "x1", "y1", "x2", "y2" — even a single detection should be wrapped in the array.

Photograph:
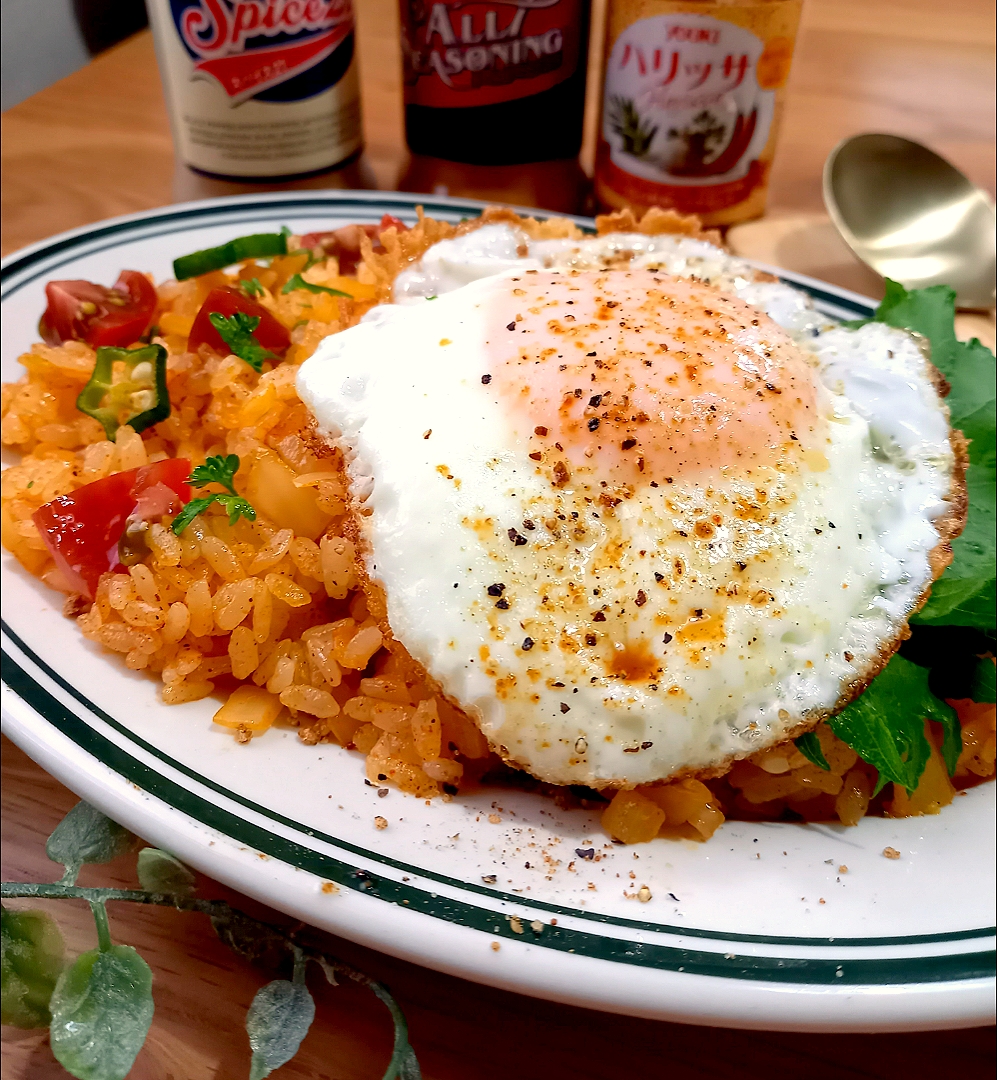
[{"x1": 1, "y1": 800, "x2": 420, "y2": 1079}]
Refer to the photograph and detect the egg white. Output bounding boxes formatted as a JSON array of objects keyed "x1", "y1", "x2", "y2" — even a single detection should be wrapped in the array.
[{"x1": 298, "y1": 236, "x2": 956, "y2": 786}]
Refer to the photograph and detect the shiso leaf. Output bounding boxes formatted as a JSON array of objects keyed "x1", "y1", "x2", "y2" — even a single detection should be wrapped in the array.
[
  {"x1": 793, "y1": 732, "x2": 830, "y2": 771},
  {"x1": 871, "y1": 281, "x2": 996, "y2": 631},
  {"x1": 828, "y1": 655, "x2": 960, "y2": 793},
  {"x1": 968, "y1": 656, "x2": 996, "y2": 704}
]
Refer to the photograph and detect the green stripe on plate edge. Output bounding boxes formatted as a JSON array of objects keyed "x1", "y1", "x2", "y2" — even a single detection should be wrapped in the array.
[
  {"x1": 0, "y1": 194, "x2": 874, "y2": 317},
  {"x1": 4, "y1": 637, "x2": 994, "y2": 986},
  {"x1": 6, "y1": 621, "x2": 991, "y2": 949}
]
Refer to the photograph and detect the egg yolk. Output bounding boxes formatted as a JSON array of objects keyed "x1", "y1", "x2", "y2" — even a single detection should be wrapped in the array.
[{"x1": 487, "y1": 269, "x2": 826, "y2": 488}]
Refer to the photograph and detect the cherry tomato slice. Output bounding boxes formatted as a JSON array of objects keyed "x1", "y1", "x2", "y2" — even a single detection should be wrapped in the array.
[
  {"x1": 187, "y1": 288, "x2": 291, "y2": 357},
  {"x1": 39, "y1": 271, "x2": 157, "y2": 349},
  {"x1": 33, "y1": 459, "x2": 191, "y2": 598},
  {"x1": 300, "y1": 215, "x2": 408, "y2": 274}
]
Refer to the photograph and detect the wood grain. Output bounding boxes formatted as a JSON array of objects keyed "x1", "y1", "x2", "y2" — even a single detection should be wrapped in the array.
[{"x1": 2, "y1": 0, "x2": 995, "y2": 1075}]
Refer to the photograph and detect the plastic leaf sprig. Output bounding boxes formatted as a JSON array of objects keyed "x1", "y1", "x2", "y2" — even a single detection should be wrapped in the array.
[
  {"x1": 172, "y1": 454, "x2": 256, "y2": 536},
  {"x1": 1, "y1": 906, "x2": 65, "y2": 1028},
  {"x1": 247, "y1": 956, "x2": 315, "y2": 1080},
  {"x1": 1, "y1": 801, "x2": 423, "y2": 1080},
  {"x1": 45, "y1": 801, "x2": 133, "y2": 887},
  {"x1": 49, "y1": 943, "x2": 154, "y2": 1080},
  {"x1": 208, "y1": 311, "x2": 278, "y2": 373}
]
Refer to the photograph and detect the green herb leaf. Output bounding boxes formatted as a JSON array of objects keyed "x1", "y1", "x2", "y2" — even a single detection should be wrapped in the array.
[
  {"x1": 968, "y1": 656, "x2": 996, "y2": 703},
  {"x1": 136, "y1": 849, "x2": 196, "y2": 896},
  {"x1": 1, "y1": 906, "x2": 65, "y2": 1028},
  {"x1": 49, "y1": 945, "x2": 154, "y2": 1080},
  {"x1": 240, "y1": 278, "x2": 266, "y2": 297},
  {"x1": 208, "y1": 311, "x2": 278, "y2": 373},
  {"x1": 871, "y1": 282, "x2": 996, "y2": 631},
  {"x1": 280, "y1": 273, "x2": 351, "y2": 298},
  {"x1": 828, "y1": 655, "x2": 960, "y2": 793},
  {"x1": 169, "y1": 495, "x2": 216, "y2": 536},
  {"x1": 189, "y1": 453, "x2": 240, "y2": 494},
  {"x1": 793, "y1": 732, "x2": 830, "y2": 771},
  {"x1": 45, "y1": 803, "x2": 133, "y2": 886},
  {"x1": 372, "y1": 982, "x2": 421, "y2": 1080},
  {"x1": 216, "y1": 493, "x2": 257, "y2": 526},
  {"x1": 172, "y1": 455, "x2": 256, "y2": 535},
  {"x1": 246, "y1": 979, "x2": 315, "y2": 1080}
]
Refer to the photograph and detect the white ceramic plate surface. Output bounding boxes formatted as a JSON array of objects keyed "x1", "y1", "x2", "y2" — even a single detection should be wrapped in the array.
[{"x1": 2, "y1": 191, "x2": 994, "y2": 1033}]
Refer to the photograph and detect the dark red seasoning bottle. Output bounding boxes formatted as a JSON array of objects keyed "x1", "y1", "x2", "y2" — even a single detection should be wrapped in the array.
[{"x1": 400, "y1": 1, "x2": 592, "y2": 166}]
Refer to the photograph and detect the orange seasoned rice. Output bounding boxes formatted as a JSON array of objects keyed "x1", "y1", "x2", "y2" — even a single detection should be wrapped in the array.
[{"x1": 2, "y1": 206, "x2": 993, "y2": 844}]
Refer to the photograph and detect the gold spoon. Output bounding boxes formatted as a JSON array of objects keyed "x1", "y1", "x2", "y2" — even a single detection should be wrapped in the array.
[{"x1": 823, "y1": 133, "x2": 996, "y2": 311}]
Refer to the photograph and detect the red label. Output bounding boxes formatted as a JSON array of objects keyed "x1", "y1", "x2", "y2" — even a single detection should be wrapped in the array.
[
  {"x1": 597, "y1": 141, "x2": 768, "y2": 213},
  {"x1": 172, "y1": 0, "x2": 355, "y2": 104},
  {"x1": 192, "y1": 23, "x2": 350, "y2": 99},
  {"x1": 400, "y1": 0, "x2": 584, "y2": 109}
]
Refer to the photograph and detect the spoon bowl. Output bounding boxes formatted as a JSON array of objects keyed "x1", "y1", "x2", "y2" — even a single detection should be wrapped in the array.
[{"x1": 824, "y1": 133, "x2": 996, "y2": 310}]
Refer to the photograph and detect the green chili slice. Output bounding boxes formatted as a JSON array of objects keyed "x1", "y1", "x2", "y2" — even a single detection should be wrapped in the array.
[
  {"x1": 173, "y1": 233, "x2": 288, "y2": 281},
  {"x1": 76, "y1": 344, "x2": 170, "y2": 440}
]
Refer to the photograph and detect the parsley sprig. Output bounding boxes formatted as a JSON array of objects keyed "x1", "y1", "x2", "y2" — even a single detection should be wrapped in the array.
[
  {"x1": 208, "y1": 311, "x2": 278, "y2": 373},
  {"x1": 172, "y1": 454, "x2": 256, "y2": 535},
  {"x1": 281, "y1": 273, "x2": 351, "y2": 298}
]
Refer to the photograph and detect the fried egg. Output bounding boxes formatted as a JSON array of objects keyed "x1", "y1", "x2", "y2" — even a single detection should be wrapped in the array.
[{"x1": 297, "y1": 230, "x2": 962, "y2": 787}]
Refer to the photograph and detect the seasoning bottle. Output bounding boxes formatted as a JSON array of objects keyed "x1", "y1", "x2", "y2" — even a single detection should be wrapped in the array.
[
  {"x1": 594, "y1": 0, "x2": 802, "y2": 226},
  {"x1": 146, "y1": 0, "x2": 363, "y2": 181},
  {"x1": 396, "y1": 1, "x2": 592, "y2": 213}
]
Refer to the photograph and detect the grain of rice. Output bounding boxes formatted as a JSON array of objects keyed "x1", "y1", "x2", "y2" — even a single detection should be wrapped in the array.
[
  {"x1": 163, "y1": 601, "x2": 191, "y2": 644},
  {"x1": 342, "y1": 624, "x2": 383, "y2": 670},
  {"x1": 264, "y1": 572, "x2": 311, "y2": 607},
  {"x1": 108, "y1": 575, "x2": 134, "y2": 610},
  {"x1": 423, "y1": 757, "x2": 463, "y2": 784},
  {"x1": 115, "y1": 425, "x2": 147, "y2": 469},
  {"x1": 122, "y1": 600, "x2": 166, "y2": 629},
  {"x1": 162, "y1": 678, "x2": 215, "y2": 705},
  {"x1": 214, "y1": 577, "x2": 255, "y2": 631},
  {"x1": 129, "y1": 563, "x2": 162, "y2": 604},
  {"x1": 358, "y1": 677, "x2": 411, "y2": 704},
  {"x1": 320, "y1": 535, "x2": 356, "y2": 599},
  {"x1": 186, "y1": 580, "x2": 213, "y2": 637},
  {"x1": 411, "y1": 699, "x2": 442, "y2": 761},
  {"x1": 200, "y1": 534, "x2": 244, "y2": 581},
  {"x1": 251, "y1": 577, "x2": 273, "y2": 643},
  {"x1": 345, "y1": 697, "x2": 412, "y2": 732},
  {"x1": 280, "y1": 684, "x2": 340, "y2": 718},
  {"x1": 248, "y1": 528, "x2": 293, "y2": 574},
  {"x1": 229, "y1": 625, "x2": 259, "y2": 679}
]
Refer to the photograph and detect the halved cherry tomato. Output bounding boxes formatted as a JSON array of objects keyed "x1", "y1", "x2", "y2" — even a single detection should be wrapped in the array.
[
  {"x1": 33, "y1": 460, "x2": 191, "y2": 598},
  {"x1": 300, "y1": 214, "x2": 408, "y2": 275},
  {"x1": 39, "y1": 271, "x2": 157, "y2": 349},
  {"x1": 187, "y1": 288, "x2": 291, "y2": 357}
]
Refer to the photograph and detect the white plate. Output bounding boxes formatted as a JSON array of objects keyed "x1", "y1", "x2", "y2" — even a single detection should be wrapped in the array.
[{"x1": 2, "y1": 191, "x2": 994, "y2": 1033}]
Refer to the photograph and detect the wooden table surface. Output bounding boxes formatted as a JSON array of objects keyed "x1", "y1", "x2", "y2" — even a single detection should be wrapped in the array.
[{"x1": 2, "y1": 1, "x2": 995, "y2": 1076}]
